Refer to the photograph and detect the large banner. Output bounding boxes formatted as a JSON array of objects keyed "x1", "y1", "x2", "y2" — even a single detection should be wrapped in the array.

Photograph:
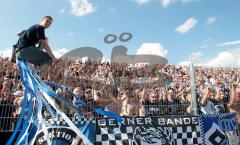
[
  {"x1": 27, "y1": 113, "x2": 239, "y2": 145},
  {"x1": 200, "y1": 113, "x2": 238, "y2": 145},
  {"x1": 96, "y1": 116, "x2": 203, "y2": 145}
]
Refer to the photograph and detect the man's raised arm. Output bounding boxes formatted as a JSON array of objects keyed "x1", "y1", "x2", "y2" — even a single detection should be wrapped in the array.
[{"x1": 40, "y1": 39, "x2": 57, "y2": 61}]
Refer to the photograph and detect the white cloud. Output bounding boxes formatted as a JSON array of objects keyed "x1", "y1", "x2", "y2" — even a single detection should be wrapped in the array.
[
  {"x1": 160, "y1": 0, "x2": 200, "y2": 8},
  {"x1": 202, "y1": 37, "x2": 213, "y2": 44},
  {"x1": 178, "y1": 61, "x2": 191, "y2": 66},
  {"x1": 179, "y1": 51, "x2": 203, "y2": 66},
  {"x1": 179, "y1": 48, "x2": 240, "y2": 67},
  {"x1": 205, "y1": 51, "x2": 235, "y2": 67},
  {"x1": 182, "y1": 0, "x2": 192, "y2": 3},
  {"x1": 0, "y1": 48, "x2": 12, "y2": 58},
  {"x1": 206, "y1": 16, "x2": 216, "y2": 25},
  {"x1": 199, "y1": 45, "x2": 207, "y2": 49},
  {"x1": 98, "y1": 28, "x2": 104, "y2": 33},
  {"x1": 198, "y1": 38, "x2": 213, "y2": 49},
  {"x1": 58, "y1": 9, "x2": 66, "y2": 14},
  {"x1": 161, "y1": 0, "x2": 171, "y2": 7},
  {"x1": 134, "y1": 0, "x2": 201, "y2": 8},
  {"x1": 68, "y1": 32, "x2": 74, "y2": 36},
  {"x1": 136, "y1": 43, "x2": 168, "y2": 57},
  {"x1": 134, "y1": 0, "x2": 152, "y2": 5},
  {"x1": 189, "y1": 52, "x2": 203, "y2": 62},
  {"x1": 70, "y1": 0, "x2": 96, "y2": 16},
  {"x1": 53, "y1": 48, "x2": 69, "y2": 58},
  {"x1": 176, "y1": 17, "x2": 198, "y2": 34},
  {"x1": 218, "y1": 40, "x2": 240, "y2": 47}
]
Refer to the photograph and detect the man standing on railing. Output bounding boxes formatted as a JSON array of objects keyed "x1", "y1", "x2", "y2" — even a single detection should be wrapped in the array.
[{"x1": 13, "y1": 16, "x2": 57, "y2": 64}]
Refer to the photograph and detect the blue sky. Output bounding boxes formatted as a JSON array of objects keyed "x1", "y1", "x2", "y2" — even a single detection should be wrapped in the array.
[{"x1": 0, "y1": 0, "x2": 240, "y2": 67}]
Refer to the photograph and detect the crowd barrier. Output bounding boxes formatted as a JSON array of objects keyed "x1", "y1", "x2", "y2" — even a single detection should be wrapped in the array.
[{"x1": 2, "y1": 113, "x2": 235, "y2": 145}]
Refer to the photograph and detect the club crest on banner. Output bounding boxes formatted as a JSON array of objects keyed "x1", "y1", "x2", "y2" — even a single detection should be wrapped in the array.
[
  {"x1": 132, "y1": 126, "x2": 175, "y2": 145},
  {"x1": 204, "y1": 123, "x2": 228, "y2": 145},
  {"x1": 200, "y1": 113, "x2": 238, "y2": 145}
]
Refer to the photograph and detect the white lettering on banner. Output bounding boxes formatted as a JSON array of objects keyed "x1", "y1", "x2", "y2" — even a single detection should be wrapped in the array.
[
  {"x1": 65, "y1": 134, "x2": 71, "y2": 140},
  {"x1": 127, "y1": 118, "x2": 135, "y2": 125},
  {"x1": 98, "y1": 119, "x2": 106, "y2": 126},
  {"x1": 62, "y1": 132, "x2": 66, "y2": 138},
  {"x1": 97, "y1": 117, "x2": 198, "y2": 126},
  {"x1": 109, "y1": 119, "x2": 115, "y2": 126},
  {"x1": 158, "y1": 118, "x2": 165, "y2": 125},
  {"x1": 57, "y1": 131, "x2": 61, "y2": 137},
  {"x1": 192, "y1": 117, "x2": 198, "y2": 124},
  {"x1": 157, "y1": 117, "x2": 198, "y2": 126},
  {"x1": 183, "y1": 118, "x2": 191, "y2": 125},
  {"x1": 174, "y1": 118, "x2": 183, "y2": 125},
  {"x1": 36, "y1": 128, "x2": 76, "y2": 144},
  {"x1": 145, "y1": 118, "x2": 152, "y2": 125},
  {"x1": 167, "y1": 119, "x2": 174, "y2": 125},
  {"x1": 136, "y1": 118, "x2": 144, "y2": 125}
]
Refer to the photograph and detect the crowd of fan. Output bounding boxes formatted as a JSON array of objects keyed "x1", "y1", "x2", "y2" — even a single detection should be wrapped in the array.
[{"x1": 0, "y1": 57, "x2": 240, "y2": 131}]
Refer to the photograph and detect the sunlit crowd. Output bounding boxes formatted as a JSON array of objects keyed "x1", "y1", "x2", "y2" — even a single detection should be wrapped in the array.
[{"x1": 0, "y1": 57, "x2": 239, "y2": 131}]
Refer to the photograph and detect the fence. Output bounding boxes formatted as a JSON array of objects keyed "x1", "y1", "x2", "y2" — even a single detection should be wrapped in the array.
[{"x1": 0, "y1": 57, "x2": 240, "y2": 133}]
